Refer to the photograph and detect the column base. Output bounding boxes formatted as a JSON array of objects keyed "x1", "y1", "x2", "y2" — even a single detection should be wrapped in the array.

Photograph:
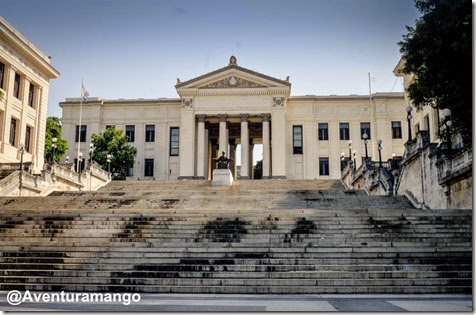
[
  {"x1": 195, "y1": 176, "x2": 206, "y2": 180},
  {"x1": 271, "y1": 176, "x2": 287, "y2": 179},
  {"x1": 239, "y1": 176, "x2": 249, "y2": 180},
  {"x1": 262, "y1": 176, "x2": 270, "y2": 179},
  {"x1": 178, "y1": 176, "x2": 195, "y2": 180}
]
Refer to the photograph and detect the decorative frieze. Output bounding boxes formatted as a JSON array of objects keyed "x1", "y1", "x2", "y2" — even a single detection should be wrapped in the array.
[
  {"x1": 181, "y1": 98, "x2": 193, "y2": 108},
  {"x1": 200, "y1": 76, "x2": 267, "y2": 89},
  {"x1": 273, "y1": 97, "x2": 285, "y2": 107}
]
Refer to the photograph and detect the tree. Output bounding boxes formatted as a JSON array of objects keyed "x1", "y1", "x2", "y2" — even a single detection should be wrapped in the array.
[
  {"x1": 91, "y1": 127, "x2": 137, "y2": 180},
  {"x1": 398, "y1": 0, "x2": 471, "y2": 141},
  {"x1": 45, "y1": 117, "x2": 68, "y2": 163}
]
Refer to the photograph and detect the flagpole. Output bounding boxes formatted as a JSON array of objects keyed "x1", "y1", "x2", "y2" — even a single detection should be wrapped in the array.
[{"x1": 77, "y1": 78, "x2": 83, "y2": 173}]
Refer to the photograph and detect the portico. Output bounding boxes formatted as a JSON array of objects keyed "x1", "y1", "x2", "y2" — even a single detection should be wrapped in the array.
[{"x1": 176, "y1": 56, "x2": 290, "y2": 180}]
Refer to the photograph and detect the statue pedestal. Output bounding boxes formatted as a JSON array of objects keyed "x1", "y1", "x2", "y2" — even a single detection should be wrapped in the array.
[{"x1": 211, "y1": 169, "x2": 233, "y2": 186}]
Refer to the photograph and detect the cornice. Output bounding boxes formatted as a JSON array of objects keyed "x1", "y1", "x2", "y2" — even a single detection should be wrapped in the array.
[{"x1": 0, "y1": 18, "x2": 60, "y2": 78}]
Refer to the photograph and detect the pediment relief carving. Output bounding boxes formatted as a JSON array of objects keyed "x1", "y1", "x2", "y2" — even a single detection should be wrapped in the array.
[{"x1": 199, "y1": 76, "x2": 267, "y2": 89}]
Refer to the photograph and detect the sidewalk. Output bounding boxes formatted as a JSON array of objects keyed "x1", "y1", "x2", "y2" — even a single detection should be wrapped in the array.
[{"x1": 0, "y1": 293, "x2": 472, "y2": 312}]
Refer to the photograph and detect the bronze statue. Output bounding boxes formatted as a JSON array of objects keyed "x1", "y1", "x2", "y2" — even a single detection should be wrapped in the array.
[{"x1": 213, "y1": 151, "x2": 232, "y2": 169}]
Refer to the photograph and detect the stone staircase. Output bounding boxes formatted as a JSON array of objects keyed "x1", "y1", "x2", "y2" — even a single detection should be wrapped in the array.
[{"x1": 0, "y1": 180, "x2": 471, "y2": 294}]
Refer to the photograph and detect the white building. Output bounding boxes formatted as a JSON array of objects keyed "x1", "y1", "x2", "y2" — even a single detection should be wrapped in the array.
[
  {"x1": 0, "y1": 17, "x2": 60, "y2": 173},
  {"x1": 61, "y1": 56, "x2": 406, "y2": 180}
]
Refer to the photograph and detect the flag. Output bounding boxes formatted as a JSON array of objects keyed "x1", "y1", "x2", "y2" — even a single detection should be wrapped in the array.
[{"x1": 81, "y1": 84, "x2": 89, "y2": 100}]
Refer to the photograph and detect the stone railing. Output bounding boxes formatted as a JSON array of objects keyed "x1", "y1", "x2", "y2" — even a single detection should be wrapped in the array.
[
  {"x1": 0, "y1": 162, "x2": 111, "y2": 196},
  {"x1": 342, "y1": 158, "x2": 398, "y2": 196}
]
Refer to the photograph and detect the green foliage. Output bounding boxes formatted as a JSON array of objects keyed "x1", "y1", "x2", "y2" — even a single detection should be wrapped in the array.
[
  {"x1": 91, "y1": 127, "x2": 137, "y2": 180},
  {"x1": 45, "y1": 117, "x2": 68, "y2": 163},
  {"x1": 253, "y1": 160, "x2": 263, "y2": 179},
  {"x1": 398, "y1": 0, "x2": 472, "y2": 141}
]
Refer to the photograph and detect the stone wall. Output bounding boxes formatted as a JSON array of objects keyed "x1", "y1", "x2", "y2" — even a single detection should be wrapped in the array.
[{"x1": 343, "y1": 130, "x2": 472, "y2": 209}]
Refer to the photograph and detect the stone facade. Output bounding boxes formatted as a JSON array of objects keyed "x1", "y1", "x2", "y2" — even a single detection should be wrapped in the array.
[
  {"x1": 60, "y1": 56, "x2": 406, "y2": 180},
  {"x1": 0, "y1": 18, "x2": 60, "y2": 173}
]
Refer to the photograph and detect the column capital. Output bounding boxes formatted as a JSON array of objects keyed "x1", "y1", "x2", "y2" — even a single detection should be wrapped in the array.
[
  {"x1": 262, "y1": 113, "x2": 271, "y2": 122},
  {"x1": 219, "y1": 114, "x2": 227, "y2": 122},
  {"x1": 196, "y1": 114, "x2": 206, "y2": 122},
  {"x1": 240, "y1": 113, "x2": 249, "y2": 122}
]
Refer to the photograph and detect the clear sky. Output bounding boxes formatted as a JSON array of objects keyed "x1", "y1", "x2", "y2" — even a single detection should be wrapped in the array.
[{"x1": 2, "y1": 0, "x2": 420, "y2": 118}]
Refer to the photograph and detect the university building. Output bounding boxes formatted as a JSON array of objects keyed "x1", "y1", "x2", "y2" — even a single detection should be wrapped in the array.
[
  {"x1": 61, "y1": 56, "x2": 406, "y2": 180},
  {"x1": 0, "y1": 17, "x2": 60, "y2": 173}
]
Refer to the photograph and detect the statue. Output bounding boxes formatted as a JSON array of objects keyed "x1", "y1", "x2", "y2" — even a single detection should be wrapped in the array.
[{"x1": 213, "y1": 151, "x2": 232, "y2": 169}]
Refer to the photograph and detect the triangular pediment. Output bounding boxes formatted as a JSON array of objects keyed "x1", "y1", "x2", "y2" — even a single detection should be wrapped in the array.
[
  {"x1": 199, "y1": 75, "x2": 267, "y2": 89},
  {"x1": 175, "y1": 56, "x2": 291, "y2": 91}
]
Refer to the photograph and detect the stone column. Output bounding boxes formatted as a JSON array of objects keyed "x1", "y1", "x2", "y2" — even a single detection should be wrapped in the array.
[
  {"x1": 240, "y1": 114, "x2": 249, "y2": 179},
  {"x1": 219, "y1": 114, "x2": 228, "y2": 156},
  {"x1": 196, "y1": 114, "x2": 206, "y2": 179},
  {"x1": 249, "y1": 140, "x2": 254, "y2": 180},
  {"x1": 229, "y1": 140, "x2": 236, "y2": 179},
  {"x1": 262, "y1": 113, "x2": 271, "y2": 179}
]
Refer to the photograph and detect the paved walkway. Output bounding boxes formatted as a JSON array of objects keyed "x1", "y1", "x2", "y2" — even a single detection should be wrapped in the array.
[{"x1": 0, "y1": 293, "x2": 472, "y2": 312}]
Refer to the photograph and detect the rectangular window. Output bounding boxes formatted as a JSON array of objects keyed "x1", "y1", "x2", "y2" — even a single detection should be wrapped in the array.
[
  {"x1": 339, "y1": 123, "x2": 350, "y2": 140},
  {"x1": 125, "y1": 125, "x2": 135, "y2": 142},
  {"x1": 144, "y1": 159, "x2": 154, "y2": 177},
  {"x1": 9, "y1": 118, "x2": 17, "y2": 146},
  {"x1": 0, "y1": 62, "x2": 5, "y2": 90},
  {"x1": 74, "y1": 158, "x2": 86, "y2": 173},
  {"x1": 170, "y1": 127, "x2": 179, "y2": 156},
  {"x1": 392, "y1": 121, "x2": 402, "y2": 139},
  {"x1": 319, "y1": 157, "x2": 329, "y2": 176},
  {"x1": 145, "y1": 125, "x2": 155, "y2": 142},
  {"x1": 293, "y1": 125, "x2": 303, "y2": 154},
  {"x1": 75, "y1": 125, "x2": 87, "y2": 142},
  {"x1": 360, "y1": 122, "x2": 371, "y2": 139},
  {"x1": 13, "y1": 73, "x2": 20, "y2": 99},
  {"x1": 318, "y1": 123, "x2": 328, "y2": 141},
  {"x1": 25, "y1": 126, "x2": 31, "y2": 153},
  {"x1": 28, "y1": 83, "x2": 35, "y2": 108},
  {"x1": 340, "y1": 158, "x2": 348, "y2": 171}
]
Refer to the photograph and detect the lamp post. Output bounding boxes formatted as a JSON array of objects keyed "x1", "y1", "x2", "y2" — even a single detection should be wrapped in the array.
[
  {"x1": 19, "y1": 144, "x2": 24, "y2": 196},
  {"x1": 352, "y1": 149, "x2": 357, "y2": 168},
  {"x1": 107, "y1": 154, "x2": 112, "y2": 178},
  {"x1": 406, "y1": 105, "x2": 413, "y2": 142},
  {"x1": 362, "y1": 133, "x2": 369, "y2": 160},
  {"x1": 51, "y1": 137, "x2": 57, "y2": 164},
  {"x1": 377, "y1": 139, "x2": 383, "y2": 167},
  {"x1": 442, "y1": 108, "x2": 452, "y2": 150},
  {"x1": 348, "y1": 140, "x2": 353, "y2": 169},
  {"x1": 89, "y1": 143, "x2": 94, "y2": 167}
]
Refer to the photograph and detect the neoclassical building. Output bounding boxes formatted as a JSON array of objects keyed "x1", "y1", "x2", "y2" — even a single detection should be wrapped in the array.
[
  {"x1": 61, "y1": 56, "x2": 407, "y2": 180},
  {"x1": 0, "y1": 17, "x2": 59, "y2": 173}
]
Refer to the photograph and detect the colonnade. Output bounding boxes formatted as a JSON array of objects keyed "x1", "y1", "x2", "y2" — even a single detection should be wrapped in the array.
[{"x1": 195, "y1": 114, "x2": 271, "y2": 180}]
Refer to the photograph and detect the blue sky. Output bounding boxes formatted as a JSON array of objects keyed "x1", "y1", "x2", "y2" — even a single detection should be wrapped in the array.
[{"x1": 2, "y1": 0, "x2": 420, "y2": 118}]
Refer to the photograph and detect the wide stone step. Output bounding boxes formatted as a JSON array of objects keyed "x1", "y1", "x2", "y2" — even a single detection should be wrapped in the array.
[
  {"x1": 0, "y1": 275, "x2": 472, "y2": 287},
  {"x1": 1, "y1": 262, "x2": 469, "y2": 272},
  {"x1": 0, "y1": 283, "x2": 471, "y2": 294},
  {"x1": 0, "y1": 269, "x2": 471, "y2": 279}
]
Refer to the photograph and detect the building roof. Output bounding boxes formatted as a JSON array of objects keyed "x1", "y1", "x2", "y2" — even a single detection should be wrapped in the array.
[
  {"x1": 289, "y1": 92, "x2": 404, "y2": 101},
  {"x1": 59, "y1": 97, "x2": 181, "y2": 106},
  {"x1": 0, "y1": 17, "x2": 60, "y2": 78},
  {"x1": 175, "y1": 56, "x2": 291, "y2": 88}
]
